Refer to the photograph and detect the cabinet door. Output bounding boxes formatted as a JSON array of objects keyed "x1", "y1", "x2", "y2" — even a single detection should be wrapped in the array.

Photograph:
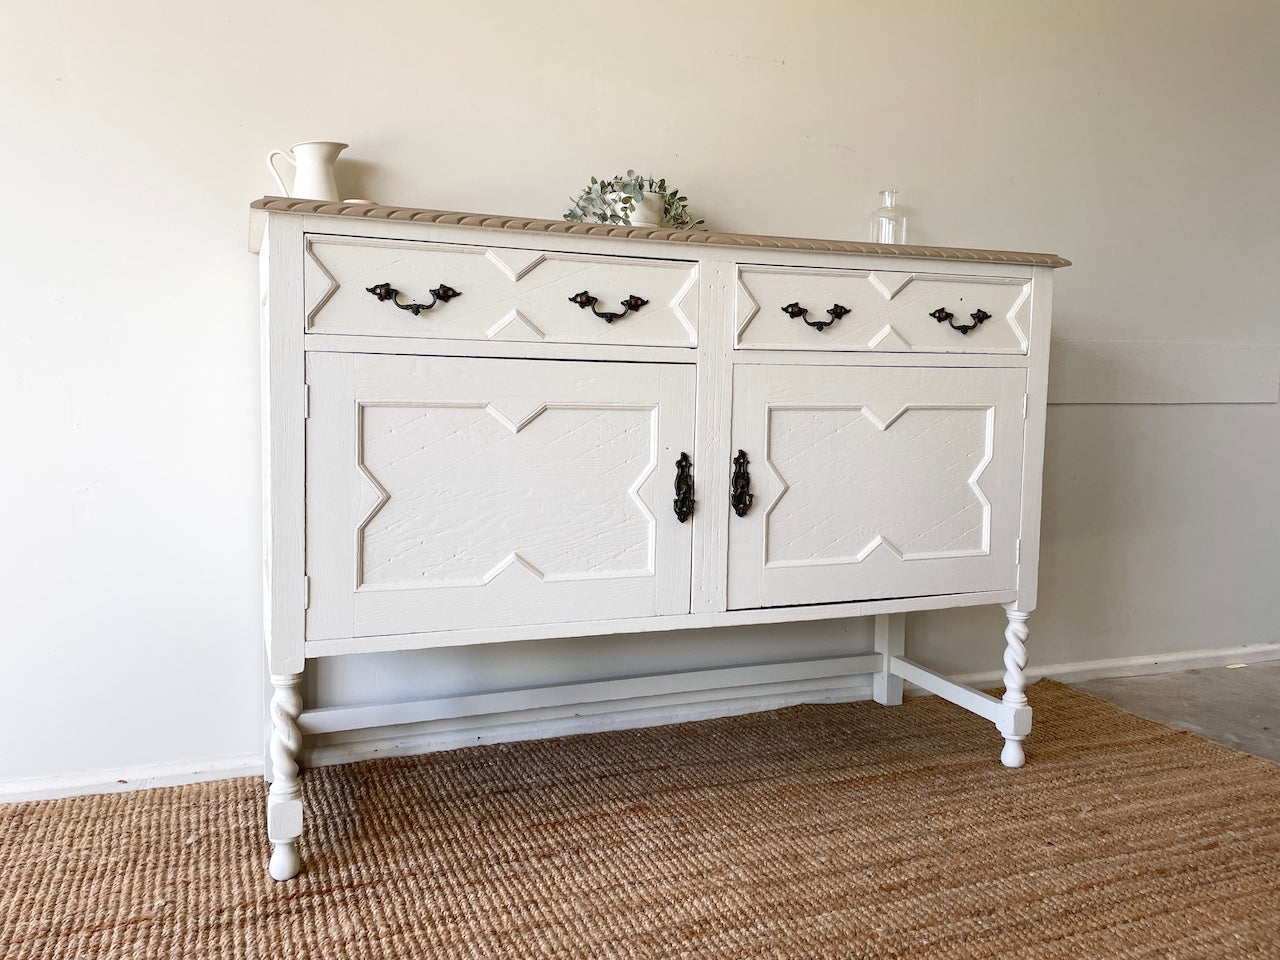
[
  {"x1": 728, "y1": 364, "x2": 1026, "y2": 609},
  {"x1": 306, "y1": 354, "x2": 695, "y2": 640}
]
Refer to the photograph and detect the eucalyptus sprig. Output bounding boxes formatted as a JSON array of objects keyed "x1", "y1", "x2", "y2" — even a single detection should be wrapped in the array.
[{"x1": 564, "y1": 170, "x2": 704, "y2": 229}]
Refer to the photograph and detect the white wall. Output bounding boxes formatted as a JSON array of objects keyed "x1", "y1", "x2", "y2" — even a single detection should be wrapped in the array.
[{"x1": 3, "y1": 0, "x2": 1278, "y2": 791}]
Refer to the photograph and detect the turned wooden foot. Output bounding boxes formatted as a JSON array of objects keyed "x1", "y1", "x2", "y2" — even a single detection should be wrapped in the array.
[
  {"x1": 269, "y1": 840, "x2": 301, "y2": 882},
  {"x1": 999, "y1": 606, "x2": 1032, "y2": 768},
  {"x1": 267, "y1": 672, "x2": 304, "y2": 881}
]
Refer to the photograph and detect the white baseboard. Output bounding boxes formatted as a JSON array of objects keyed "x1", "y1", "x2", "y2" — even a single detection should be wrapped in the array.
[
  {"x1": 0, "y1": 753, "x2": 264, "y2": 805},
  {"x1": 4, "y1": 643, "x2": 1278, "y2": 802},
  {"x1": 942, "y1": 642, "x2": 1280, "y2": 690}
]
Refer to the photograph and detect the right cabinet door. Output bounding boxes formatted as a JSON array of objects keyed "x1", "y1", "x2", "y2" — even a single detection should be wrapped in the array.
[{"x1": 728, "y1": 364, "x2": 1027, "y2": 610}]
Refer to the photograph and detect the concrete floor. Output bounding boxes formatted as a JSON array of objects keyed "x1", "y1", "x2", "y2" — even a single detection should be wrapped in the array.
[{"x1": 1072, "y1": 660, "x2": 1280, "y2": 763}]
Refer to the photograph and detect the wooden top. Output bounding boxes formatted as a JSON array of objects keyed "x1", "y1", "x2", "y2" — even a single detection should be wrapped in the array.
[{"x1": 249, "y1": 196, "x2": 1071, "y2": 268}]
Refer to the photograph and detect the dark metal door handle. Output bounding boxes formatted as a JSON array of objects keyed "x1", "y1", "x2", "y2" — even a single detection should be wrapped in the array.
[
  {"x1": 673, "y1": 453, "x2": 694, "y2": 523},
  {"x1": 731, "y1": 449, "x2": 754, "y2": 518}
]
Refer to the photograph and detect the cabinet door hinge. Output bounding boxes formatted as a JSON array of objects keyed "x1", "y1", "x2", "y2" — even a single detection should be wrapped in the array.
[
  {"x1": 303, "y1": 384, "x2": 310, "y2": 419},
  {"x1": 1022, "y1": 393, "x2": 1029, "y2": 419},
  {"x1": 303, "y1": 575, "x2": 311, "y2": 610},
  {"x1": 1015, "y1": 538, "x2": 1022, "y2": 565}
]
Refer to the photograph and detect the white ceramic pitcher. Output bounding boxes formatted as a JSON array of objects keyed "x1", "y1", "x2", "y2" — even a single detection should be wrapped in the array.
[{"x1": 266, "y1": 140, "x2": 347, "y2": 201}]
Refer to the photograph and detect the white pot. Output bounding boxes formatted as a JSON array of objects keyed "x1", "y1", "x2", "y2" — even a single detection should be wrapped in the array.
[{"x1": 627, "y1": 192, "x2": 666, "y2": 227}]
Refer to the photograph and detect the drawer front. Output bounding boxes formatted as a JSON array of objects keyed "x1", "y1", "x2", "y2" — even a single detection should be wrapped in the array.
[
  {"x1": 305, "y1": 236, "x2": 699, "y2": 347},
  {"x1": 305, "y1": 353, "x2": 695, "y2": 639},
  {"x1": 727, "y1": 364, "x2": 1027, "y2": 610},
  {"x1": 735, "y1": 265, "x2": 1031, "y2": 354}
]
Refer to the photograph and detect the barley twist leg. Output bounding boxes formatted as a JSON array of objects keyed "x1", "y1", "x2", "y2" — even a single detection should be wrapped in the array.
[
  {"x1": 1000, "y1": 609, "x2": 1031, "y2": 768},
  {"x1": 267, "y1": 672, "x2": 304, "y2": 881}
]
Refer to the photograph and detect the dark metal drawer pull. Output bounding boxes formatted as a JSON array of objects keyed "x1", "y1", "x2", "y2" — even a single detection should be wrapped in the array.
[
  {"x1": 568, "y1": 290, "x2": 649, "y2": 323},
  {"x1": 810, "y1": 303, "x2": 849, "y2": 332},
  {"x1": 366, "y1": 282, "x2": 461, "y2": 316},
  {"x1": 781, "y1": 302, "x2": 809, "y2": 323},
  {"x1": 930, "y1": 306, "x2": 991, "y2": 335},
  {"x1": 782, "y1": 301, "x2": 849, "y2": 332}
]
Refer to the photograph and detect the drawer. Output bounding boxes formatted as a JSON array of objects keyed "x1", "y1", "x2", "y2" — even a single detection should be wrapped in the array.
[
  {"x1": 304, "y1": 236, "x2": 699, "y2": 347},
  {"x1": 734, "y1": 265, "x2": 1032, "y2": 354}
]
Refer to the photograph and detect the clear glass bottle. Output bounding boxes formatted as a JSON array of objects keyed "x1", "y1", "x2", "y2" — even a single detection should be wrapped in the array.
[{"x1": 869, "y1": 189, "x2": 906, "y2": 244}]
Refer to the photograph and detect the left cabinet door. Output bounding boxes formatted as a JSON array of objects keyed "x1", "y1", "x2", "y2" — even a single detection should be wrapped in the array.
[{"x1": 305, "y1": 353, "x2": 695, "y2": 640}]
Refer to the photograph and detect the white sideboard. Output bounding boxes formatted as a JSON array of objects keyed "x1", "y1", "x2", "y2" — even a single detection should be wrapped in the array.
[{"x1": 251, "y1": 197, "x2": 1069, "y2": 881}]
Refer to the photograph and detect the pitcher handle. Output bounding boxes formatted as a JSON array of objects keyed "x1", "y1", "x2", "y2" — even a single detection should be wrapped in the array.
[{"x1": 266, "y1": 149, "x2": 294, "y2": 197}]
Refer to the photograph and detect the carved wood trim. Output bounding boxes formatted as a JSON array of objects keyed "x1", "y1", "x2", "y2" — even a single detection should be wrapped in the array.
[{"x1": 250, "y1": 197, "x2": 1072, "y2": 268}]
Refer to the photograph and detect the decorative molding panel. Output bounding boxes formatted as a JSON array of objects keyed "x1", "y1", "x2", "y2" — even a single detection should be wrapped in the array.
[
  {"x1": 734, "y1": 273, "x2": 760, "y2": 336},
  {"x1": 485, "y1": 309, "x2": 546, "y2": 341},
  {"x1": 484, "y1": 248, "x2": 545, "y2": 282},
  {"x1": 670, "y1": 269, "x2": 701, "y2": 343},
  {"x1": 303, "y1": 240, "x2": 338, "y2": 325},
  {"x1": 764, "y1": 404, "x2": 993, "y2": 564},
  {"x1": 868, "y1": 271, "x2": 915, "y2": 301},
  {"x1": 868, "y1": 325, "x2": 912, "y2": 351},
  {"x1": 356, "y1": 401, "x2": 658, "y2": 588}
]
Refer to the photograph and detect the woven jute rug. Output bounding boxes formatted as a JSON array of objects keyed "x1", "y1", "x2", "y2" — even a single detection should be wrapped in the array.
[{"x1": 3, "y1": 680, "x2": 1278, "y2": 959}]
